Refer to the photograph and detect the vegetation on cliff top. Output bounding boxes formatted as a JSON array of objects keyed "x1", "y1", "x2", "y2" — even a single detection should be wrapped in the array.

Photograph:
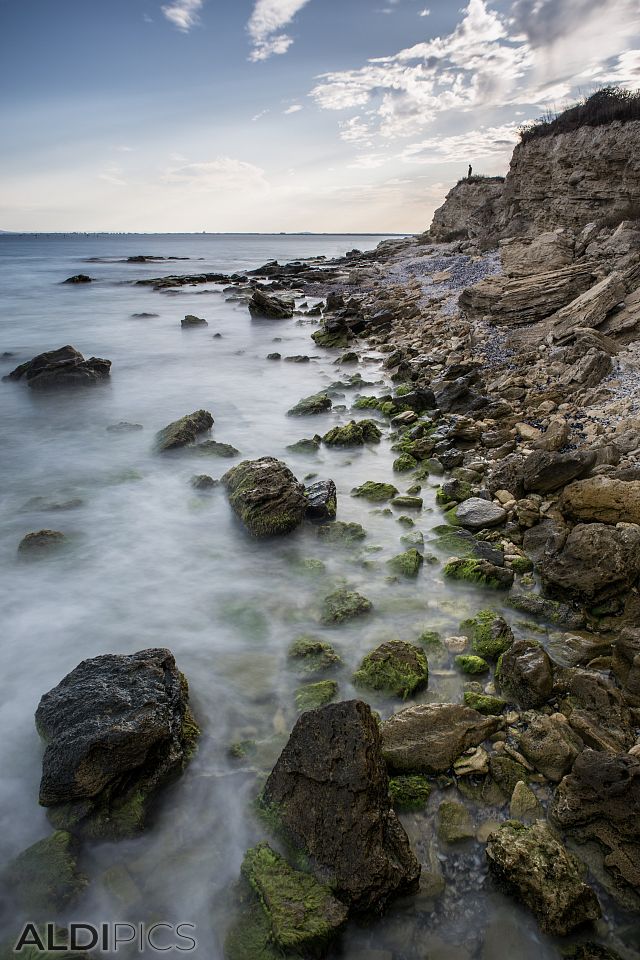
[{"x1": 519, "y1": 86, "x2": 640, "y2": 144}]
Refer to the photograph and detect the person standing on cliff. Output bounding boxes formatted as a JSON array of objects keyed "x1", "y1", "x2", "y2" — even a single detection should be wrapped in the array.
[{"x1": 468, "y1": 164, "x2": 473, "y2": 178}]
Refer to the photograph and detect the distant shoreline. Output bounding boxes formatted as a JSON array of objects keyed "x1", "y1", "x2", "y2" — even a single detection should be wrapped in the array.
[{"x1": 0, "y1": 231, "x2": 411, "y2": 238}]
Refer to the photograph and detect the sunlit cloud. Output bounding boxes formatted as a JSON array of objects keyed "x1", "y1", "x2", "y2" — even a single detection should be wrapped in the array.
[
  {"x1": 161, "y1": 157, "x2": 270, "y2": 194},
  {"x1": 247, "y1": 0, "x2": 312, "y2": 61},
  {"x1": 162, "y1": 0, "x2": 203, "y2": 32},
  {"x1": 283, "y1": 103, "x2": 303, "y2": 114}
]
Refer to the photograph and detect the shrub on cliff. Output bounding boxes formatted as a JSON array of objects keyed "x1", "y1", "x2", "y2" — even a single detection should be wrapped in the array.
[{"x1": 520, "y1": 85, "x2": 640, "y2": 143}]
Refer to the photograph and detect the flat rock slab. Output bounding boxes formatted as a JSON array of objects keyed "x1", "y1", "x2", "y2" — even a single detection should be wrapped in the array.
[{"x1": 454, "y1": 497, "x2": 507, "y2": 530}]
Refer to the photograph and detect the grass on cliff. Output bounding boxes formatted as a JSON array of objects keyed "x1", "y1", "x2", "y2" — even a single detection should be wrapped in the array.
[{"x1": 519, "y1": 86, "x2": 640, "y2": 144}]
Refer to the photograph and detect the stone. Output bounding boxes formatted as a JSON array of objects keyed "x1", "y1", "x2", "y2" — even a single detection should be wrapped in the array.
[
  {"x1": 316, "y1": 520, "x2": 366, "y2": 544},
  {"x1": 551, "y1": 271, "x2": 626, "y2": 340},
  {"x1": 248, "y1": 289, "x2": 294, "y2": 319},
  {"x1": 286, "y1": 436, "x2": 321, "y2": 454},
  {"x1": 463, "y1": 692, "x2": 507, "y2": 715},
  {"x1": 195, "y1": 440, "x2": 240, "y2": 458},
  {"x1": 353, "y1": 641, "x2": 428, "y2": 699},
  {"x1": 461, "y1": 610, "x2": 514, "y2": 659},
  {"x1": 295, "y1": 680, "x2": 339, "y2": 712},
  {"x1": 554, "y1": 668, "x2": 633, "y2": 753},
  {"x1": 387, "y1": 548, "x2": 423, "y2": 578},
  {"x1": 222, "y1": 457, "x2": 307, "y2": 537},
  {"x1": 522, "y1": 450, "x2": 596, "y2": 494},
  {"x1": 551, "y1": 749, "x2": 640, "y2": 905},
  {"x1": 560, "y1": 477, "x2": 640, "y2": 525},
  {"x1": 509, "y1": 781, "x2": 543, "y2": 822},
  {"x1": 429, "y1": 176, "x2": 505, "y2": 243},
  {"x1": 18, "y1": 530, "x2": 66, "y2": 555},
  {"x1": 390, "y1": 495, "x2": 423, "y2": 510},
  {"x1": 63, "y1": 273, "x2": 92, "y2": 283},
  {"x1": 181, "y1": 314, "x2": 208, "y2": 327},
  {"x1": 6, "y1": 345, "x2": 111, "y2": 389},
  {"x1": 35, "y1": 648, "x2": 199, "y2": 839},
  {"x1": 430, "y1": 525, "x2": 504, "y2": 566},
  {"x1": 388, "y1": 775, "x2": 431, "y2": 811},
  {"x1": 539, "y1": 522, "x2": 640, "y2": 604},
  {"x1": 381, "y1": 703, "x2": 504, "y2": 774},
  {"x1": 437, "y1": 801, "x2": 474, "y2": 843},
  {"x1": 485, "y1": 820, "x2": 601, "y2": 935},
  {"x1": 287, "y1": 393, "x2": 332, "y2": 417},
  {"x1": 454, "y1": 746, "x2": 490, "y2": 776},
  {"x1": 262, "y1": 700, "x2": 420, "y2": 912},
  {"x1": 455, "y1": 655, "x2": 490, "y2": 675},
  {"x1": 305, "y1": 479, "x2": 337, "y2": 521},
  {"x1": 498, "y1": 639, "x2": 554, "y2": 708},
  {"x1": 287, "y1": 636, "x2": 341, "y2": 676},
  {"x1": 190, "y1": 474, "x2": 218, "y2": 491},
  {"x1": 320, "y1": 587, "x2": 372, "y2": 624},
  {"x1": 443, "y1": 559, "x2": 514, "y2": 590},
  {"x1": 517, "y1": 713, "x2": 583, "y2": 782},
  {"x1": 453, "y1": 498, "x2": 507, "y2": 531},
  {"x1": 501, "y1": 230, "x2": 574, "y2": 278},
  {"x1": 155, "y1": 409, "x2": 214, "y2": 452},
  {"x1": 531, "y1": 419, "x2": 570, "y2": 452},
  {"x1": 489, "y1": 755, "x2": 529, "y2": 798},
  {"x1": 323, "y1": 420, "x2": 382, "y2": 447},
  {"x1": 106, "y1": 421, "x2": 144, "y2": 433},
  {"x1": 3, "y1": 831, "x2": 86, "y2": 913},
  {"x1": 351, "y1": 481, "x2": 398, "y2": 502},
  {"x1": 506, "y1": 593, "x2": 585, "y2": 629}
]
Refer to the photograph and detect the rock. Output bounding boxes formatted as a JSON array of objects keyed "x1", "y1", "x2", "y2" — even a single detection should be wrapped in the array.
[
  {"x1": 190, "y1": 474, "x2": 218, "y2": 491},
  {"x1": 63, "y1": 273, "x2": 92, "y2": 283},
  {"x1": 501, "y1": 230, "x2": 574, "y2": 277},
  {"x1": 443, "y1": 559, "x2": 514, "y2": 590},
  {"x1": 262, "y1": 700, "x2": 420, "y2": 912},
  {"x1": 388, "y1": 775, "x2": 431, "y2": 811},
  {"x1": 531, "y1": 418, "x2": 570, "y2": 452},
  {"x1": 2, "y1": 831, "x2": 86, "y2": 913},
  {"x1": 316, "y1": 520, "x2": 366, "y2": 544},
  {"x1": 454, "y1": 745, "x2": 490, "y2": 776},
  {"x1": 295, "y1": 680, "x2": 339, "y2": 712},
  {"x1": 248, "y1": 289, "x2": 294, "y2": 319},
  {"x1": 560, "y1": 477, "x2": 640, "y2": 525},
  {"x1": 539, "y1": 522, "x2": 640, "y2": 604},
  {"x1": 287, "y1": 393, "x2": 333, "y2": 417},
  {"x1": 387, "y1": 548, "x2": 423, "y2": 578},
  {"x1": 429, "y1": 176, "x2": 505, "y2": 243},
  {"x1": 461, "y1": 610, "x2": 514, "y2": 659},
  {"x1": 546, "y1": 632, "x2": 612, "y2": 668},
  {"x1": 287, "y1": 636, "x2": 341, "y2": 676},
  {"x1": 463, "y1": 692, "x2": 507, "y2": 715},
  {"x1": 455, "y1": 655, "x2": 490, "y2": 675},
  {"x1": 517, "y1": 713, "x2": 583, "y2": 782},
  {"x1": 181, "y1": 314, "x2": 208, "y2": 327},
  {"x1": 323, "y1": 420, "x2": 382, "y2": 446},
  {"x1": 266, "y1": 351, "x2": 281, "y2": 360},
  {"x1": 489, "y1": 755, "x2": 529, "y2": 798},
  {"x1": 454, "y1": 498, "x2": 507, "y2": 531},
  {"x1": 551, "y1": 271, "x2": 626, "y2": 341},
  {"x1": 304, "y1": 479, "x2": 337, "y2": 521},
  {"x1": 106, "y1": 421, "x2": 144, "y2": 433},
  {"x1": 351, "y1": 481, "x2": 398, "y2": 502},
  {"x1": 390, "y1": 495, "x2": 423, "y2": 510},
  {"x1": 381, "y1": 703, "x2": 503, "y2": 774},
  {"x1": 18, "y1": 529, "x2": 66, "y2": 555},
  {"x1": 498, "y1": 639, "x2": 553, "y2": 708},
  {"x1": 222, "y1": 457, "x2": 307, "y2": 537},
  {"x1": 506, "y1": 593, "x2": 585, "y2": 629},
  {"x1": 430, "y1": 525, "x2": 504, "y2": 566},
  {"x1": 437, "y1": 801, "x2": 474, "y2": 843},
  {"x1": 554, "y1": 668, "x2": 634, "y2": 753},
  {"x1": 195, "y1": 440, "x2": 240, "y2": 458},
  {"x1": 6, "y1": 345, "x2": 111, "y2": 389},
  {"x1": 522, "y1": 450, "x2": 596, "y2": 494},
  {"x1": 286, "y1": 436, "x2": 321, "y2": 454},
  {"x1": 551, "y1": 749, "x2": 640, "y2": 905},
  {"x1": 353, "y1": 641, "x2": 428, "y2": 699},
  {"x1": 35, "y1": 648, "x2": 199, "y2": 839},
  {"x1": 522, "y1": 518, "x2": 567, "y2": 564},
  {"x1": 509, "y1": 781, "x2": 543, "y2": 822},
  {"x1": 155, "y1": 409, "x2": 214, "y2": 452},
  {"x1": 320, "y1": 587, "x2": 372, "y2": 624},
  {"x1": 284, "y1": 355, "x2": 311, "y2": 363},
  {"x1": 485, "y1": 820, "x2": 601, "y2": 935}
]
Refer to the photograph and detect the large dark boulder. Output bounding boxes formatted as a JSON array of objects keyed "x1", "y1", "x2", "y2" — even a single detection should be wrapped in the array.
[
  {"x1": 539, "y1": 522, "x2": 640, "y2": 604},
  {"x1": 155, "y1": 409, "x2": 214, "y2": 452},
  {"x1": 222, "y1": 457, "x2": 307, "y2": 537},
  {"x1": 522, "y1": 450, "x2": 596, "y2": 494},
  {"x1": 35, "y1": 648, "x2": 199, "y2": 840},
  {"x1": 498, "y1": 639, "x2": 554, "y2": 708},
  {"x1": 248, "y1": 289, "x2": 294, "y2": 319},
  {"x1": 5, "y1": 345, "x2": 111, "y2": 389},
  {"x1": 304, "y1": 479, "x2": 337, "y2": 522},
  {"x1": 262, "y1": 700, "x2": 420, "y2": 912}
]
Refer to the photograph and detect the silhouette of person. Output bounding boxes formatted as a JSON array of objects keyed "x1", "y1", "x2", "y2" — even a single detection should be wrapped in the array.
[{"x1": 468, "y1": 164, "x2": 473, "y2": 178}]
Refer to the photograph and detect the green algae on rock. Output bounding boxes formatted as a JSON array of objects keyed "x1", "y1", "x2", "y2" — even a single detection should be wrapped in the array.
[
  {"x1": 388, "y1": 775, "x2": 432, "y2": 811},
  {"x1": 463, "y1": 691, "x2": 507, "y2": 715},
  {"x1": 316, "y1": 520, "x2": 366, "y2": 544},
  {"x1": 444, "y1": 558, "x2": 514, "y2": 589},
  {"x1": 287, "y1": 636, "x2": 341, "y2": 675},
  {"x1": 18, "y1": 530, "x2": 67, "y2": 556},
  {"x1": 286, "y1": 436, "x2": 322, "y2": 454},
  {"x1": 387, "y1": 548, "x2": 423, "y2": 578},
  {"x1": 353, "y1": 640, "x2": 428, "y2": 699},
  {"x1": 295, "y1": 680, "x2": 339, "y2": 712},
  {"x1": 194, "y1": 440, "x2": 240, "y2": 458},
  {"x1": 222, "y1": 457, "x2": 307, "y2": 537},
  {"x1": 323, "y1": 420, "x2": 382, "y2": 447},
  {"x1": 438, "y1": 800, "x2": 474, "y2": 843},
  {"x1": 461, "y1": 610, "x2": 515, "y2": 659},
  {"x1": 4, "y1": 831, "x2": 87, "y2": 914},
  {"x1": 155, "y1": 409, "x2": 213, "y2": 452},
  {"x1": 353, "y1": 395, "x2": 382, "y2": 410},
  {"x1": 455, "y1": 654, "x2": 490, "y2": 675},
  {"x1": 287, "y1": 393, "x2": 332, "y2": 417},
  {"x1": 320, "y1": 587, "x2": 372, "y2": 624},
  {"x1": 393, "y1": 453, "x2": 418, "y2": 473},
  {"x1": 312, "y1": 327, "x2": 349, "y2": 349},
  {"x1": 351, "y1": 480, "x2": 398, "y2": 502}
]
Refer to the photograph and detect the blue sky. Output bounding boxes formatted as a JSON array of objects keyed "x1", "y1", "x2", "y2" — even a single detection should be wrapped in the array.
[{"x1": 1, "y1": 0, "x2": 639, "y2": 232}]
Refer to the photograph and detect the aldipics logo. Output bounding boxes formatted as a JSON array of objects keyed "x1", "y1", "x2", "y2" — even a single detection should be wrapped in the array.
[{"x1": 14, "y1": 922, "x2": 197, "y2": 953}]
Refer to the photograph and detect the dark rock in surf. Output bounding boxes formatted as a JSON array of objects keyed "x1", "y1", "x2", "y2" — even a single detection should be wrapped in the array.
[
  {"x1": 222, "y1": 457, "x2": 307, "y2": 537},
  {"x1": 6, "y1": 345, "x2": 111, "y2": 389},
  {"x1": 63, "y1": 274, "x2": 92, "y2": 284},
  {"x1": 248, "y1": 289, "x2": 294, "y2": 320},
  {"x1": 181, "y1": 314, "x2": 208, "y2": 328},
  {"x1": 305, "y1": 479, "x2": 337, "y2": 522},
  {"x1": 155, "y1": 409, "x2": 214, "y2": 452},
  {"x1": 18, "y1": 530, "x2": 67, "y2": 555}
]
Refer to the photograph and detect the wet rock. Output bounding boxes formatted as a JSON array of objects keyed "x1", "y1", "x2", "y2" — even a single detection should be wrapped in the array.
[
  {"x1": 517, "y1": 712, "x2": 583, "y2": 782},
  {"x1": 388, "y1": 775, "x2": 431, "y2": 811},
  {"x1": 248, "y1": 289, "x2": 294, "y2": 319},
  {"x1": 443, "y1": 559, "x2": 514, "y2": 590},
  {"x1": 554, "y1": 668, "x2": 634, "y2": 753},
  {"x1": 305, "y1": 479, "x2": 337, "y2": 521},
  {"x1": 352, "y1": 481, "x2": 398, "y2": 502},
  {"x1": 547, "y1": 632, "x2": 612, "y2": 668},
  {"x1": 320, "y1": 587, "x2": 372, "y2": 624},
  {"x1": 522, "y1": 450, "x2": 596, "y2": 494},
  {"x1": 453, "y1": 498, "x2": 507, "y2": 531},
  {"x1": 353, "y1": 641, "x2": 428, "y2": 699},
  {"x1": 2, "y1": 830, "x2": 86, "y2": 913},
  {"x1": 539, "y1": 522, "x2": 640, "y2": 604},
  {"x1": 506, "y1": 593, "x2": 585, "y2": 629},
  {"x1": 560, "y1": 477, "x2": 640, "y2": 526},
  {"x1": 455, "y1": 655, "x2": 490, "y2": 675},
  {"x1": 509, "y1": 781, "x2": 543, "y2": 822},
  {"x1": 461, "y1": 610, "x2": 514, "y2": 659},
  {"x1": 390, "y1": 495, "x2": 423, "y2": 510},
  {"x1": 387, "y1": 548, "x2": 423, "y2": 578},
  {"x1": 6, "y1": 345, "x2": 111, "y2": 389},
  {"x1": 35, "y1": 648, "x2": 199, "y2": 839},
  {"x1": 381, "y1": 703, "x2": 504, "y2": 774},
  {"x1": 463, "y1": 692, "x2": 507, "y2": 715},
  {"x1": 522, "y1": 518, "x2": 567, "y2": 564},
  {"x1": 190, "y1": 474, "x2": 218, "y2": 491},
  {"x1": 155, "y1": 409, "x2": 214, "y2": 452},
  {"x1": 287, "y1": 393, "x2": 332, "y2": 417},
  {"x1": 63, "y1": 274, "x2": 92, "y2": 283},
  {"x1": 295, "y1": 680, "x2": 339, "y2": 712},
  {"x1": 195, "y1": 440, "x2": 240, "y2": 458},
  {"x1": 316, "y1": 520, "x2": 366, "y2": 544},
  {"x1": 181, "y1": 314, "x2": 208, "y2": 327},
  {"x1": 284, "y1": 355, "x2": 311, "y2": 363},
  {"x1": 551, "y1": 749, "x2": 640, "y2": 905},
  {"x1": 287, "y1": 636, "x2": 341, "y2": 676},
  {"x1": 266, "y1": 351, "x2": 281, "y2": 360},
  {"x1": 437, "y1": 800, "x2": 474, "y2": 843},
  {"x1": 262, "y1": 700, "x2": 420, "y2": 912},
  {"x1": 430, "y1": 525, "x2": 504, "y2": 566},
  {"x1": 486, "y1": 820, "x2": 601, "y2": 935},
  {"x1": 323, "y1": 420, "x2": 382, "y2": 446},
  {"x1": 106, "y1": 421, "x2": 144, "y2": 433},
  {"x1": 498, "y1": 639, "x2": 554, "y2": 708},
  {"x1": 489, "y1": 755, "x2": 529, "y2": 798},
  {"x1": 222, "y1": 457, "x2": 307, "y2": 537},
  {"x1": 18, "y1": 529, "x2": 66, "y2": 555}
]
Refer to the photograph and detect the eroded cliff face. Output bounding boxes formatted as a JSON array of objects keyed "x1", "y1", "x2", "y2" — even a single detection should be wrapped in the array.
[{"x1": 429, "y1": 177, "x2": 504, "y2": 244}]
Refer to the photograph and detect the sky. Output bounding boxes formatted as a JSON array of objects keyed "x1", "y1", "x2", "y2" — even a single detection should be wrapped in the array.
[{"x1": 0, "y1": 0, "x2": 639, "y2": 233}]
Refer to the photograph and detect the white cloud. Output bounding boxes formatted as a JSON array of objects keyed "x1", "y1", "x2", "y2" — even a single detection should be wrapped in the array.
[
  {"x1": 399, "y1": 123, "x2": 521, "y2": 164},
  {"x1": 284, "y1": 104, "x2": 303, "y2": 114},
  {"x1": 161, "y1": 157, "x2": 269, "y2": 194},
  {"x1": 247, "y1": 0, "x2": 312, "y2": 61},
  {"x1": 419, "y1": 8, "x2": 430, "y2": 16},
  {"x1": 162, "y1": 0, "x2": 203, "y2": 32}
]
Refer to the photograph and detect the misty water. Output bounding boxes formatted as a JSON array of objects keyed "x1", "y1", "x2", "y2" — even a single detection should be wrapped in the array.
[{"x1": 0, "y1": 234, "x2": 597, "y2": 958}]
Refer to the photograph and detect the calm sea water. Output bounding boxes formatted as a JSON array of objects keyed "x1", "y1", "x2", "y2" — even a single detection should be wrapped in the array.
[{"x1": 0, "y1": 234, "x2": 582, "y2": 958}]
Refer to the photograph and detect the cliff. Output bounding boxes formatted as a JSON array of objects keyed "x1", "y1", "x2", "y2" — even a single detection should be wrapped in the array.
[{"x1": 429, "y1": 176, "x2": 504, "y2": 245}]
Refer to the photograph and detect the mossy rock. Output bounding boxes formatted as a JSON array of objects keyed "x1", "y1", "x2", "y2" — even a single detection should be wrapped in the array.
[
  {"x1": 463, "y1": 691, "x2": 507, "y2": 715},
  {"x1": 489, "y1": 754, "x2": 529, "y2": 798},
  {"x1": 437, "y1": 801, "x2": 474, "y2": 843},
  {"x1": 316, "y1": 520, "x2": 366, "y2": 545},
  {"x1": 286, "y1": 437, "x2": 322, "y2": 454},
  {"x1": 287, "y1": 636, "x2": 341, "y2": 675},
  {"x1": 393, "y1": 454, "x2": 418, "y2": 473},
  {"x1": 353, "y1": 640, "x2": 428, "y2": 699},
  {"x1": 390, "y1": 495, "x2": 423, "y2": 510},
  {"x1": 287, "y1": 393, "x2": 332, "y2": 417},
  {"x1": 295, "y1": 680, "x2": 339, "y2": 712},
  {"x1": 320, "y1": 587, "x2": 372, "y2": 624},
  {"x1": 388, "y1": 775, "x2": 432, "y2": 811},
  {"x1": 387, "y1": 548, "x2": 423, "y2": 578},
  {"x1": 155, "y1": 409, "x2": 213, "y2": 452},
  {"x1": 417, "y1": 630, "x2": 442, "y2": 647},
  {"x1": 510, "y1": 556, "x2": 534, "y2": 574},
  {"x1": 312, "y1": 328, "x2": 349, "y2": 349},
  {"x1": 18, "y1": 530, "x2": 67, "y2": 556},
  {"x1": 222, "y1": 457, "x2": 307, "y2": 538},
  {"x1": 455, "y1": 654, "x2": 490, "y2": 675},
  {"x1": 353, "y1": 395, "x2": 381, "y2": 410},
  {"x1": 323, "y1": 420, "x2": 382, "y2": 447},
  {"x1": 4, "y1": 831, "x2": 87, "y2": 913},
  {"x1": 194, "y1": 440, "x2": 240, "y2": 458},
  {"x1": 351, "y1": 481, "x2": 398, "y2": 502},
  {"x1": 461, "y1": 610, "x2": 514, "y2": 659},
  {"x1": 296, "y1": 557, "x2": 326, "y2": 577},
  {"x1": 444, "y1": 558, "x2": 514, "y2": 590}
]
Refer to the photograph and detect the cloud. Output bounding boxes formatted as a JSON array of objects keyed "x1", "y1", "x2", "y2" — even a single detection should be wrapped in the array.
[
  {"x1": 247, "y1": 0, "x2": 312, "y2": 61},
  {"x1": 419, "y1": 8, "x2": 430, "y2": 16},
  {"x1": 161, "y1": 157, "x2": 269, "y2": 194},
  {"x1": 399, "y1": 123, "x2": 521, "y2": 164},
  {"x1": 162, "y1": 0, "x2": 203, "y2": 32},
  {"x1": 283, "y1": 104, "x2": 303, "y2": 114},
  {"x1": 98, "y1": 165, "x2": 127, "y2": 187}
]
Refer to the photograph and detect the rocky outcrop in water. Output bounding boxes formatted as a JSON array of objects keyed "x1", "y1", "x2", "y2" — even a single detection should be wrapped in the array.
[
  {"x1": 222, "y1": 457, "x2": 307, "y2": 537},
  {"x1": 6, "y1": 345, "x2": 111, "y2": 388},
  {"x1": 35, "y1": 648, "x2": 199, "y2": 840},
  {"x1": 248, "y1": 289, "x2": 294, "y2": 319},
  {"x1": 155, "y1": 409, "x2": 214, "y2": 452}
]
